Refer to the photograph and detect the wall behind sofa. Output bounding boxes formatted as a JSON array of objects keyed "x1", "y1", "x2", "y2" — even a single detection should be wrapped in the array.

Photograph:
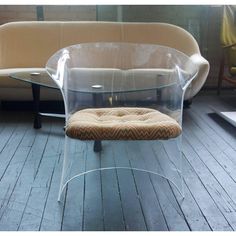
[
  {"x1": 97, "y1": 5, "x2": 223, "y2": 89},
  {"x1": 0, "y1": 5, "x2": 223, "y2": 89},
  {"x1": 0, "y1": 5, "x2": 96, "y2": 23}
]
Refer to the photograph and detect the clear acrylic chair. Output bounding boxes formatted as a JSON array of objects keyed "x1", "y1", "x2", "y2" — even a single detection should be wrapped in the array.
[{"x1": 46, "y1": 42, "x2": 198, "y2": 202}]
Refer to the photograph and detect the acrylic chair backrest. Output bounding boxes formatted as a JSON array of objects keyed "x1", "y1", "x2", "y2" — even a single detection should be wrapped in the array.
[{"x1": 46, "y1": 43, "x2": 198, "y2": 126}]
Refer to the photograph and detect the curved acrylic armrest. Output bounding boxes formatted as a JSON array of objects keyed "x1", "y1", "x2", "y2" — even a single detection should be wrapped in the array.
[{"x1": 184, "y1": 53, "x2": 210, "y2": 100}]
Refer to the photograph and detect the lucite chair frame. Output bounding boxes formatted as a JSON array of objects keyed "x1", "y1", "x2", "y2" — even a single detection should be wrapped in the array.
[{"x1": 46, "y1": 42, "x2": 198, "y2": 202}]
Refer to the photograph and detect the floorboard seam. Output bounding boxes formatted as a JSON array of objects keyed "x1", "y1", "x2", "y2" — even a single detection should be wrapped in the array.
[
  {"x1": 129, "y1": 159, "x2": 148, "y2": 231},
  {"x1": 183, "y1": 138, "x2": 234, "y2": 230},
  {"x1": 112, "y1": 146, "x2": 126, "y2": 230},
  {"x1": 0, "y1": 128, "x2": 38, "y2": 223}
]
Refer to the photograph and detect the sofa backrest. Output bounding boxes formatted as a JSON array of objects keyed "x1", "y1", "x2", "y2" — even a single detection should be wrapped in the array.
[{"x1": 0, "y1": 21, "x2": 200, "y2": 69}]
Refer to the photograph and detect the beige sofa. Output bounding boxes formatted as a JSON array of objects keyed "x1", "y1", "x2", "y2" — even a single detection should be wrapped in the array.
[{"x1": 0, "y1": 21, "x2": 209, "y2": 102}]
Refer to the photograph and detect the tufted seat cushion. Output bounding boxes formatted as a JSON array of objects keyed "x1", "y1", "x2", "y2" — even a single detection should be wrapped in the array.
[{"x1": 66, "y1": 107, "x2": 182, "y2": 140}]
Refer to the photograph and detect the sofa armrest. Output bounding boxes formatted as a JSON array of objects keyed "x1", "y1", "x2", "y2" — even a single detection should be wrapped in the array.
[{"x1": 184, "y1": 53, "x2": 210, "y2": 100}]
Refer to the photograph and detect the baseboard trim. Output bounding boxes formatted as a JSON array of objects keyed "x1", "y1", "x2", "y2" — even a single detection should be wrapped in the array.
[{"x1": 1, "y1": 100, "x2": 65, "y2": 113}]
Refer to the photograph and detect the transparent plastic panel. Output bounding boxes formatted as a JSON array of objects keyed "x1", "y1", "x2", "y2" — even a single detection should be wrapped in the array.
[{"x1": 46, "y1": 43, "x2": 198, "y2": 202}]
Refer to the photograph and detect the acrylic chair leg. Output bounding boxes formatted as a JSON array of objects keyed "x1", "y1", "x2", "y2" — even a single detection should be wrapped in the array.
[
  {"x1": 58, "y1": 136, "x2": 69, "y2": 202},
  {"x1": 177, "y1": 135, "x2": 185, "y2": 199},
  {"x1": 180, "y1": 157, "x2": 185, "y2": 199}
]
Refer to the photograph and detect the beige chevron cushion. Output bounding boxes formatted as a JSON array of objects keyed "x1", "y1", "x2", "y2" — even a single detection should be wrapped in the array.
[{"x1": 66, "y1": 107, "x2": 182, "y2": 140}]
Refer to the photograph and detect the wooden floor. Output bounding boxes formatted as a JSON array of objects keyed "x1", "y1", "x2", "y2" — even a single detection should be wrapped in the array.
[{"x1": 0, "y1": 91, "x2": 236, "y2": 231}]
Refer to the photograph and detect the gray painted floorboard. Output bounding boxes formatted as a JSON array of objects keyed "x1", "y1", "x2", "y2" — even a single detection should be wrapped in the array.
[{"x1": 0, "y1": 91, "x2": 236, "y2": 231}]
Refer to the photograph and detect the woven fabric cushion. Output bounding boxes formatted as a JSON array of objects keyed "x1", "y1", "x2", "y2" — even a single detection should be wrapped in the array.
[{"x1": 66, "y1": 107, "x2": 182, "y2": 140}]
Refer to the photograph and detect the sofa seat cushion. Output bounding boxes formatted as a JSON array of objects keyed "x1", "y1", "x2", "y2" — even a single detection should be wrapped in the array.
[{"x1": 66, "y1": 107, "x2": 182, "y2": 140}]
